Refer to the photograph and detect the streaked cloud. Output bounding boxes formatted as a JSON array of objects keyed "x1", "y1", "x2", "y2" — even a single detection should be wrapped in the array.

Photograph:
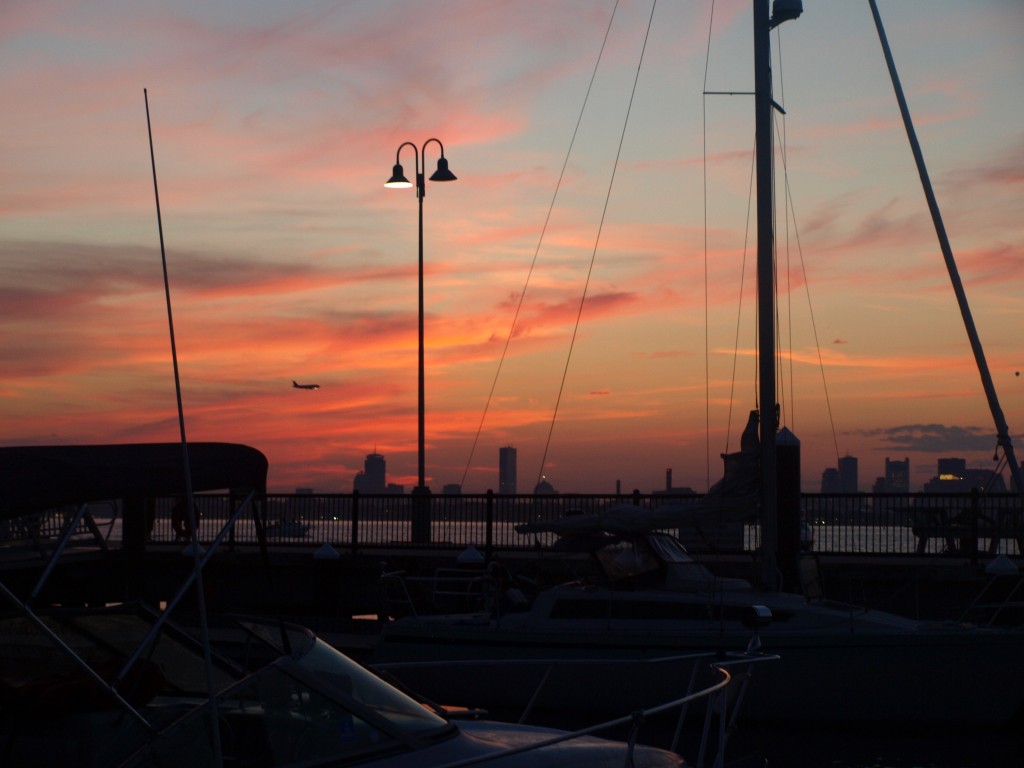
[
  {"x1": 858, "y1": 423, "x2": 1021, "y2": 454},
  {"x1": 1, "y1": 1, "x2": 1021, "y2": 495}
]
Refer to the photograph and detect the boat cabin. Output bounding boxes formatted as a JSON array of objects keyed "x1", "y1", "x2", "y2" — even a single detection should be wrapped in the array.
[{"x1": 584, "y1": 532, "x2": 751, "y2": 593}]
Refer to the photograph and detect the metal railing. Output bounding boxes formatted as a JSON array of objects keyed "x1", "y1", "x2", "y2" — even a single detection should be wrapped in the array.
[
  {"x1": 3, "y1": 490, "x2": 1021, "y2": 558},
  {"x1": 373, "y1": 650, "x2": 779, "y2": 768}
]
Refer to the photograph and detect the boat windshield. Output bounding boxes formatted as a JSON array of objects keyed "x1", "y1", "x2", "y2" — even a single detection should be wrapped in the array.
[
  {"x1": 123, "y1": 626, "x2": 451, "y2": 767},
  {"x1": 595, "y1": 538, "x2": 661, "y2": 580},
  {"x1": 593, "y1": 533, "x2": 705, "y2": 583},
  {"x1": 237, "y1": 619, "x2": 449, "y2": 735},
  {"x1": 287, "y1": 636, "x2": 450, "y2": 735},
  {"x1": 645, "y1": 533, "x2": 697, "y2": 564}
]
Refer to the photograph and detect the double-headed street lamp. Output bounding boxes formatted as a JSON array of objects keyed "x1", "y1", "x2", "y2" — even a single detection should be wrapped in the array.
[{"x1": 385, "y1": 139, "x2": 457, "y2": 497}]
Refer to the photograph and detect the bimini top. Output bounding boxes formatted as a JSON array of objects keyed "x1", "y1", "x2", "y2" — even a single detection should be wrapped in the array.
[{"x1": 0, "y1": 442, "x2": 268, "y2": 520}]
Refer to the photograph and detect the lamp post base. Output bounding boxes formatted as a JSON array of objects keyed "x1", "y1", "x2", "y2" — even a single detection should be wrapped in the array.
[{"x1": 411, "y1": 485, "x2": 432, "y2": 544}]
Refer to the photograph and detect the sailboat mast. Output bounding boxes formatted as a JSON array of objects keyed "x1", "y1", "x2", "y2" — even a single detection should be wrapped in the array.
[
  {"x1": 868, "y1": 0, "x2": 1024, "y2": 500},
  {"x1": 753, "y1": 0, "x2": 803, "y2": 589},
  {"x1": 754, "y1": 0, "x2": 778, "y2": 588}
]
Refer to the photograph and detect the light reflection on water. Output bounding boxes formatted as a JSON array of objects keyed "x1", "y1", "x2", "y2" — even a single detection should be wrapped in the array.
[{"x1": 79, "y1": 516, "x2": 1022, "y2": 556}]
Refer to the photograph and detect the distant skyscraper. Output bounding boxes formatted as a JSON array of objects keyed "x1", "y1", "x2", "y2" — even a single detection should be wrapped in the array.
[
  {"x1": 534, "y1": 476, "x2": 556, "y2": 494},
  {"x1": 353, "y1": 452, "x2": 386, "y2": 493},
  {"x1": 820, "y1": 467, "x2": 842, "y2": 493},
  {"x1": 884, "y1": 457, "x2": 910, "y2": 493},
  {"x1": 821, "y1": 456, "x2": 857, "y2": 493},
  {"x1": 499, "y1": 446, "x2": 517, "y2": 494},
  {"x1": 936, "y1": 457, "x2": 967, "y2": 479},
  {"x1": 838, "y1": 455, "x2": 858, "y2": 493},
  {"x1": 923, "y1": 457, "x2": 1005, "y2": 492}
]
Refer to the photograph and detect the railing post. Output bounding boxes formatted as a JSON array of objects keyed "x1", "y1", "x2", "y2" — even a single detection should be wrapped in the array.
[
  {"x1": 968, "y1": 488, "x2": 979, "y2": 565},
  {"x1": 485, "y1": 490, "x2": 494, "y2": 561},
  {"x1": 227, "y1": 490, "x2": 238, "y2": 551},
  {"x1": 632, "y1": 489, "x2": 641, "y2": 507},
  {"x1": 122, "y1": 496, "x2": 149, "y2": 554},
  {"x1": 411, "y1": 486, "x2": 431, "y2": 544},
  {"x1": 351, "y1": 490, "x2": 360, "y2": 556}
]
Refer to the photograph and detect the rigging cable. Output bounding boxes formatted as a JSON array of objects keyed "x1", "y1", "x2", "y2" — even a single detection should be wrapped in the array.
[
  {"x1": 776, "y1": 27, "x2": 792, "y2": 432},
  {"x1": 703, "y1": 0, "x2": 757, "y2": 473},
  {"x1": 777, "y1": 128, "x2": 843, "y2": 469},
  {"x1": 458, "y1": 0, "x2": 623, "y2": 490},
  {"x1": 534, "y1": 0, "x2": 661, "y2": 491},
  {"x1": 772, "y1": 27, "x2": 844, "y2": 470},
  {"x1": 732, "y1": 152, "x2": 758, "y2": 436}
]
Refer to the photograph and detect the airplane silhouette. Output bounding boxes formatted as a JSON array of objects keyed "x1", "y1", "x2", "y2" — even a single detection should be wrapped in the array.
[{"x1": 292, "y1": 380, "x2": 320, "y2": 390}]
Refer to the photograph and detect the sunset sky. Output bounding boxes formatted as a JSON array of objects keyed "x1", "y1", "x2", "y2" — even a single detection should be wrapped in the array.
[{"x1": 2, "y1": 1, "x2": 1022, "y2": 495}]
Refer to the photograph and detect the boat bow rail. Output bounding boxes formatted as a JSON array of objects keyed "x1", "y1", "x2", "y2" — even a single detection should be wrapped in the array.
[{"x1": 374, "y1": 650, "x2": 779, "y2": 768}]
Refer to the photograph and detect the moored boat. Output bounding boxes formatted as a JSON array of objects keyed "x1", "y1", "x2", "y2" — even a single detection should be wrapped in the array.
[
  {"x1": 374, "y1": 527, "x2": 1024, "y2": 725},
  {"x1": 374, "y1": 0, "x2": 1024, "y2": 730},
  {"x1": 0, "y1": 442, "x2": 692, "y2": 767},
  {"x1": 0, "y1": 605, "x2": 689, "y2": 767}
]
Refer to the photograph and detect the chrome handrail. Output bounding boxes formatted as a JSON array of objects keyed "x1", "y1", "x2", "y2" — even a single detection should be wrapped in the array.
[{"x1": 375, "y1": 651, "x2": 779, "y2": 768}]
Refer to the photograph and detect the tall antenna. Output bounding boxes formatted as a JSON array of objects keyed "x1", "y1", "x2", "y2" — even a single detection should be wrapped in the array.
[{"x1": 144, "y1": 88, "x2": 224, "y2": 766}]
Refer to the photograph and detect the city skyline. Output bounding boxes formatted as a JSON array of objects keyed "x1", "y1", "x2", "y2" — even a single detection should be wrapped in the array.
[
  {"x1": 2, "y1": 2, "x2": 1022, "y2": 495},
  {"x1": 343, "y1": 444, "x2": 1010, "y2": 496}
]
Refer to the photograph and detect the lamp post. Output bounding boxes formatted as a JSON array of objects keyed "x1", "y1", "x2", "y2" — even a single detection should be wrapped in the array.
[{"x1": 385, "y1": 139, "x2": 456, "y2": 518}]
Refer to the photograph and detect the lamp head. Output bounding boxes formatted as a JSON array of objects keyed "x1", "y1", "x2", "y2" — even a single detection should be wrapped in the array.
[
  {"x1": 385, "y1": 163, "x2": 413, "y2": 188},
  {"x1": 770, "y1": 0, "x2": 802, "y2": 27},
  {"x1": 428, "y1": 156, "x2": 457, "y2": 182}
]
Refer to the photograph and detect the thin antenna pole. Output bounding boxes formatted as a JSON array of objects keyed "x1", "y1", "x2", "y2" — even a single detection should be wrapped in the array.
[
  {"x1": 144, "y1": 88, "x2": 223, "y2": 766},
  {"x1": 868, "y1": 1, "x2": 1024, "y2": 500}
]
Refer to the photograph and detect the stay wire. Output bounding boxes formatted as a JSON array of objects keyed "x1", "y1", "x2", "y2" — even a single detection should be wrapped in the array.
[
  {"x1": 774, "y1": 24, "x2": 843, "y2": 466},
  {"x1": 776, "y1": 28, "x2": 793, "y2": 432},
  {"x1": 730, "y1": 148, "x2": 757, "y2": 447},
  {"x1": 771, "y1": 32, "x2": 843, "y2": 468},
  {"x1": 704, "y1": 1, "x2": 756, "y2": 468},
  {"x1": 777, "y1": 128, "x2": 842, "y2": 468},
  {"x1": 535, "y1": 0, "x2": 659, "y2": 490},
  {"x1": 459, "y1": 0, "x2": 623, "y2": 491}
]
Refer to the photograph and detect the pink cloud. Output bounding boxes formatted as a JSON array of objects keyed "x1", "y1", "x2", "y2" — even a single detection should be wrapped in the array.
[{"x1": 1, "y1": 1, "x2": 1020, "y2": 494}]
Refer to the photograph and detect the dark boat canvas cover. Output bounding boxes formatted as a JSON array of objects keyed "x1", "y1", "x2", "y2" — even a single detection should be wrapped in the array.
[{"x1": 0, "y1": 442, "x2": 268, "y2": 519}]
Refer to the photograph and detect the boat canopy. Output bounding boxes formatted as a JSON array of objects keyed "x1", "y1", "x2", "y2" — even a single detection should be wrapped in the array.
[{"x1": 0, "y1": 442, "x2": 268, "y2": 520}]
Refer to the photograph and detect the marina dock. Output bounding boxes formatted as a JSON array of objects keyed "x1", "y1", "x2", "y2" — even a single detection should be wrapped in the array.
[{"x1": 2, "y1": 489, "x2": 1021, "y2": 628}]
